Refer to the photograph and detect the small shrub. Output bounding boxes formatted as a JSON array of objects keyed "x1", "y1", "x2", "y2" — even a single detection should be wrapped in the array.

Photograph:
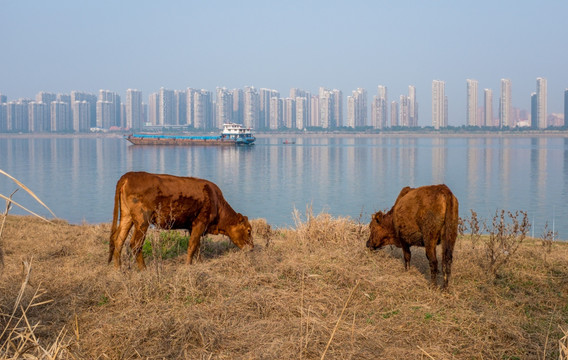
[
  {"x1": 467, "y1": 210, "x2": 483, "y2": 249},
  {"x1": 458, "y1": 216, "x2": 467, "y2": 237},
  {"x1": 540, "y1": 222, "x2": 557, "y2": 262},
  {"x1": 460, "y1": 210, "x2": 484, "y2": 249},
  {"x1": 482, "y1": 210, "x2": 530, "y2": 278}
]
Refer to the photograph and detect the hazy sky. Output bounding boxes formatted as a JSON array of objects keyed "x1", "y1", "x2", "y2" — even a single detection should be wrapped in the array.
[{"x1": 2, "y1": 0, "x2": 567, "y2": 126}]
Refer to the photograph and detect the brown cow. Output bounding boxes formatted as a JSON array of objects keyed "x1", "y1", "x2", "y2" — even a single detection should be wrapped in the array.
[
  {"x1": 366, "y1": 184, "x2": 459, "y2": 288},
  {"x1": 108, "y1": 171, "x2": 253, "y2": 269}
]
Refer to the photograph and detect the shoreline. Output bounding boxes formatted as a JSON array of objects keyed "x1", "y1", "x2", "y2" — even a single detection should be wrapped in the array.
[{"x1": 1, "y1": 130, "x2": 568, "y2": 139}]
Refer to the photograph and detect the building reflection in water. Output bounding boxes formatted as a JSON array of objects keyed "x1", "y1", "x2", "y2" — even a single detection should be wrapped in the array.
[
  {"x1": 530, "y1": 138, "x2": 547, "y2": 209},
  {"x1": 564, "y1": 138, "x2": 568, "y2": 196},
  {"x1": 467, "y1": 138, "x2": 481, "y2": 205},
  {"x1": 431, "y1": 137, "x2": 447, "y2": 184}
]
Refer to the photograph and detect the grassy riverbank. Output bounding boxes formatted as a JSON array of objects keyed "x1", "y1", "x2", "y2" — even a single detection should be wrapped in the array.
[{"x1": 1, "y1": 213, "x2": 567, "y2": 359}]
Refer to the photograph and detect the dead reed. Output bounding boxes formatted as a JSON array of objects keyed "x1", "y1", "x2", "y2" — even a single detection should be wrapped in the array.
[
  {"x1": 0, "y1": 208, "x2": 567, "y2": 359},
  {"x1": 0, "y1": 258, "x2": 74, "y2": 359}
]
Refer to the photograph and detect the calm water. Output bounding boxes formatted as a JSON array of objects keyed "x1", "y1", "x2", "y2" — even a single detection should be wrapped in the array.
[{"x1": 1, "y1": 135, "x2": 567, "y2": 239}]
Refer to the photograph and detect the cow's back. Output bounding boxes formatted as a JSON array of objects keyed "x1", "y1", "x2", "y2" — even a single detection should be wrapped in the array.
[
  {"x1": 392, "y1": 184, "x2": 456, "y2": 244},
  {"x1": 119, "y1": 172, "x2": 219, "y2": 228}
]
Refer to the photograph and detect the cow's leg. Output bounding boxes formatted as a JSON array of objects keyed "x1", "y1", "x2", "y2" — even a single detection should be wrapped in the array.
[
  {"x1": 424, "y1": 243, "x2": 439, "y2": 287},
  {"x1": 401, "y1": 243, "x2": 412, "y2": 270},
  {"x1": 442, "y1": 238, "x2": 456, "y2": 289},
  {"x1": 130, "y1": 221, "x2": 149, "y2": 270},
  {"x1": 187, "y1": 222, "x2": 206, "y2": 265},
  {"x1": 112, "y1": 216, "x2": 133, "y2": 269}
]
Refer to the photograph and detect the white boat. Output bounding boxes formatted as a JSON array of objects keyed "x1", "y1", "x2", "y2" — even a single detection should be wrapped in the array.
[{"x1": 221, "y1": 123, "x2": 256, "y2": 145}]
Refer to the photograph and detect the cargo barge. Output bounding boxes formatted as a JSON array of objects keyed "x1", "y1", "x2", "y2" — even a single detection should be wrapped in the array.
[{"x1": 126, "y1": 123, "x2": 256, "y2": 146}]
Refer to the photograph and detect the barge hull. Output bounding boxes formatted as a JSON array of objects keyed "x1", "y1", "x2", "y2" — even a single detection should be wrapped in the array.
[{"x1": 126, "y1": 137, "x2": 238, "y2": 146}]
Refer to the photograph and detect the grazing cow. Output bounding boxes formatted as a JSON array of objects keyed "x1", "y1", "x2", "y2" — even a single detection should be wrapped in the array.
[
  {"x1": 108, "y1": 171, "x2": 253, "y2": 269},
  {"x1": 366, "y1": 184, "x2": 459, "y2": 288}
]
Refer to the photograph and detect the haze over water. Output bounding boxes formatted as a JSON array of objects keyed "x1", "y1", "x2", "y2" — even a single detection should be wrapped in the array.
[{"x1": 1, "y1": 135, "x2": 566, "y2": 240}]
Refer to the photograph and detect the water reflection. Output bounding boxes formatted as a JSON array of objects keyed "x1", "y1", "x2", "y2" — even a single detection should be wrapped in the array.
[
  {"x1": 432, "y1": 137, "x2": 447, "y2": 184},
  {"x1": 0, "y1": 135, "x2": 567, "y2": 239}
]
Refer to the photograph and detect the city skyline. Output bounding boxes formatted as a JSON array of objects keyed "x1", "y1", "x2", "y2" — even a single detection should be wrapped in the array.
[
  {"x1": 1, "y1": 1, "x2": 567, "y2": 127},
  {"x1": 2, "y1": 76, "x2": 565, "y2": 132}
]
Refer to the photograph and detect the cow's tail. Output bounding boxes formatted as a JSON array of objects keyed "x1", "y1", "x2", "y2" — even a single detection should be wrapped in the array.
[
  {"x1": 441, "y1": 188, "x2": 459, "y2": 287},
  {"x1": 108, "y1": 178, "x2": 122, "y2": 264},
  {"x1": 443, "y1": 188, "x2": 459, "y2": 251}
]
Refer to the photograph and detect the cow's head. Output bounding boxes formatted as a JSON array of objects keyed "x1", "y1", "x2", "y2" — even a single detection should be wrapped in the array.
[
  {"x1": 366, "y1": 211, "x2": 396, "y2": 250},
  {"x1": 226, "y1": 213, "x2": 254, "y2": 250}
]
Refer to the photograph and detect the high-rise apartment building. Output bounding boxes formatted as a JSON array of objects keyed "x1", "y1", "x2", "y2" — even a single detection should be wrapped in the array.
[
  {"x1": 97, "y1": 90, "x2": 121, "y2": 128},
  {"x1": 530, "y1": 93, "x2": 537, "y2": 128},
  {"x1": 499, "y1": 79, "x2": 512, "y2": 128},
  {"x1": 185, "y1": 88, "x2": 197, "y2": 127},
  {"x1": 29, "y1": 101, "x2": 49, "y2": 132},
  {"x1": 466, "y1": 79, "x2": 478, "y2": 126},
  {"x1": 347, "y1": 88, "x2": 367, "y2": 128},
  {"x1": 484, "y1": 89, "x2": 493, "y2": 127},
  {"x1": 36, "y1": 92, "x2": 56, "y2": 105},
  {"x1": 347, "y1": 97, "x2": 355, "y2": 127},
  {"x1": 72, "y1": 100, "x2": 90, "y2": 132},
  {"x1": 7, "y1": 100, "x2": 30, "y2": 132},
  {"x1": 51, "y1": 101, "x2": 71, "y2": 132},
  {"x1": 126, "y1": 89, "x2": 143, "y2": 130},
  {"x1": 57, "y1": 94, "x2": 71, "y2": 104},
  {"x1": 318, "y1": 88, "x2": 333, "y2": 128},
  {"x1": 564, "y1": 89, "x2": 568, "y2": 126},
  {"x1": 283, "y1": 98, "x2": 295, "y2": 129},
  {"x1": 371, "y1": 86, "x2": 388, "y2": 129},
  {"x1": 295, "y1": 96, "x2": 307, "y2": 130},
  {"x1": 332, "y1": 89, "x2": 343, "y2": 127},
  {"x1": 269, "y1": 96, "x2": 282, "y2": 130},
  {"x1": 259, "y1": 88, "x2": 278, "y2": 130},
  {"x1": 193, "y1": 89, "x2": 212, "y2": 129},
  {"x1": 536, "y1": 77, "x2": 547, "y2": 129},
  {"x1": 432, "y1": 80, "x2": 446, "y2": 129},
  {"x1": 243, "y1": 86, "x2": 259, "y2": 129},
  {"x1": 0, "y1": 103, "x2": 6, "y2": 132},
  {"x1": 310, "y1": 95, "x2": 319, "y2": 127},
  {"x1": 158, "y1": 87, "x2": 175, "y2": 126},
  {"x1": 259, "y1": 89, "x2": 271, "y2": 129},
  {"x1": 232, "y1": 88, "x2": 244, "y2": 125},
  {"x1": 216, "y1": 87, "x2": 233, "y2": 128},
  {"x1": 96, "y1": 100, "x2": 113, "y2": 129},
  {"x1": 71, "y1": 91, "x2": 97, "y2": 128},
  {"x1": 390, "y1": 101, "x2": 398, "y2": 127},
  {"x1": 399, "y1": 95, "x2": 409, "y2": 127},
  {"x1": 175, "y1": 90, "x2": 187, "y2": 126},
  {"x1": 408, "y1": 85, "x2": 418, "y2": 127},
  {"x1": 34, "y1": 92, "x2": 56, "y2": 131},
  {"x1": 318, "y1": 88, "x2": 342, "y2": 128},
  {"x1": 290, "y1": 88, "x2": 306, "y2": 99},
  {"x1": 148, "y1": 93, "x2": 159, "y2": 126},
  {"x1": 290, "y1": 88, "x2": 310, "y2": 128}
]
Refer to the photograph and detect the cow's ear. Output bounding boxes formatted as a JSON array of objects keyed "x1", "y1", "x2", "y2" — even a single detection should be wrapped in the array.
[
  {"x1": 238, "y1": 213, "x2": 244, "y2": 222},
  {"x1": 374, "y1": 211, "x2": 383, "y2": 223}
]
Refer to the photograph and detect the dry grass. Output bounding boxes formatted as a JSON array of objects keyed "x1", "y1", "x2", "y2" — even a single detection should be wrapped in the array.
[{"x1": 0, "y1": 211, "x2": 567, "y2": 359}]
